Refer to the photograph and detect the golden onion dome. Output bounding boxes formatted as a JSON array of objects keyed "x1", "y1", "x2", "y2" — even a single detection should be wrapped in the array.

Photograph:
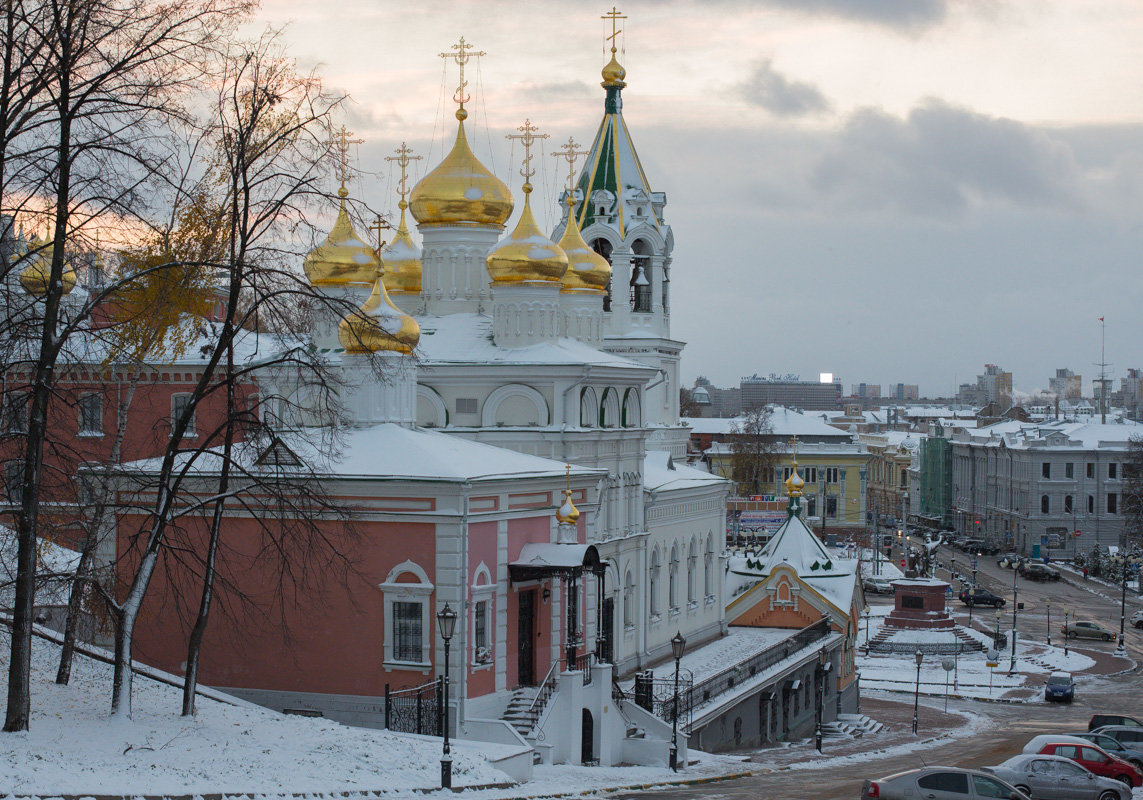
[
  {"x1": 555, "y1": 488, "x2": 580, "y2": 525},
  {"x1": 380, "y1": 200, "x2": 422, "y2": 295},
  {"x1": 601, "y1": 48, "x2": 626, "y2": 88},
  {"x1": 557, "y1": 196, "x2": 610, "y2": 293},
  {"x1": 338, "y1": 268, "x2": 421, "y2": 355},
  {"x1": 486, "y1": 188, "x2": 568, "y2": 284},
  {"x1": 19, "y1": 234, "x2": 76, "y2": 298},
  {"x1": 303, "y1": 186, "x2": 380, "y2": 287},
  {"x1": 409, "y1": 111, "x2": 514, "y2": 228},
  {"x1": 784, "y1": 463, "x2": 805, "y2": 498}
]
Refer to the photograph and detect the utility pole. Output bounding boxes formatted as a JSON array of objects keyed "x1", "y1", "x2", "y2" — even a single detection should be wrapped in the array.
[{"x1": 1095, "y1": 316, "x2": 1110, "y2": 425}]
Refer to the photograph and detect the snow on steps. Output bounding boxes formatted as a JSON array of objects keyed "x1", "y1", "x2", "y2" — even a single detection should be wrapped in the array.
[
  {"x1": 501, "y1": 687, "x2": 541, "y2": 736},
  {"x1": 823, "y1": 713, "x2": 885, "y2": 739}
]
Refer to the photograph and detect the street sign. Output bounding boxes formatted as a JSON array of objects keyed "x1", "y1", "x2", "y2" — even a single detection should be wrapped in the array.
[
  {"x1": 900, "y1": 559, "x2": 906, "y2": 568},
  {"x1": 985, "y1": 648, "x2": 999, "y2": 668}
]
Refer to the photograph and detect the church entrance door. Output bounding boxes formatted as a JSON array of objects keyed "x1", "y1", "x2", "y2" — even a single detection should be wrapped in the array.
[{"x1": 517, "y1": 590, "x2": 535, "y2": 686}]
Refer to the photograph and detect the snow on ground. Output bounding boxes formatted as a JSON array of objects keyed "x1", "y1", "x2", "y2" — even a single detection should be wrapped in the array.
[
  {"x1": 669, "y1": 626, "x2": 797, "y2": 683},
  {"x1": 859, "y1": 551, "x2": 905, "y2": 580},
  {"x1": 0, "y1": 623, "x2": 510, "y2": 795}
]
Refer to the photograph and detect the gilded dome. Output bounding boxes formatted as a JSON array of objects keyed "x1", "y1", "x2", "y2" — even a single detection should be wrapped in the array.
[
  {"x1": 409, "y1": 112, "x2": 514, "y2": 228},
  {"x1": 555, "y1": 488, "x2": 580, "y2": 525},
  {"x1": 486, "y1": 190, "x2": 568, "y2": 284},
  {"x1": 557, "y1": 196, "x2": 610, "y2": 293},
  {"x1": 381, "y1": 200, "x2": 422, "y2": 294},
  {"x1": 601, "y1": 49, "x2": 626, "y2": 88},
  {"x1": 304, "y1": 187, "x2": 380, "y2": 287},
  {"x1": 19, "y1": 234, "x2": 76, "y2": 298},
  {"x1": 338, "y1": 269, "x2": 421, "y2": 355},
  {"x1": 784, "y1": 463, "x2": 805, "y2": 498}
]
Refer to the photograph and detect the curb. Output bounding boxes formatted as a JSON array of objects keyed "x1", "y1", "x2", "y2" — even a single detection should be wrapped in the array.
[
  {"x1": 497, "y1": 769, "x2": 760, "y2": 799},
  {"x1": 864, "y1": 685, "x2": 1030, "y2": 705}
]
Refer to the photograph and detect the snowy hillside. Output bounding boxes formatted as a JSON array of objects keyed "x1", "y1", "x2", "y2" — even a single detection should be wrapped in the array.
[{"x1": 0, "y1": 623, "x2": 509, "y2": 795}]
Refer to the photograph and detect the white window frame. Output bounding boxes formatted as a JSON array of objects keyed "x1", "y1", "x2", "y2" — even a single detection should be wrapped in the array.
[
  {"x1": 623, "y1": 569, "x2": 635, "y2": 629},
  {"x1": 471, "y1": 563, "x2": 495, "y2": 668},
  {"x1": 171, "y1": 393, "x2": 196, "y2": 438},
  {"x1": 649, "y1": 548, "x2": 661, "y2": 617},
  {"x1": 668, "y1": 544, "x2": 679, "y2": 613},
  {"x1": 687, "y1": 540, "x2": 697, "y2": 605},
  {"x1": 379, "y1": 560, "x2": 434, "y2": 671},
  {"x1": 78, "y1": 392, "x2": 103, "y2": 436}
]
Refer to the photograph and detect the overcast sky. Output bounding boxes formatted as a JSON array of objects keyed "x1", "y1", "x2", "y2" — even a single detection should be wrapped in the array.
[{"x1": 258, "y1": 0, "x2": 1143, "y2": 398}]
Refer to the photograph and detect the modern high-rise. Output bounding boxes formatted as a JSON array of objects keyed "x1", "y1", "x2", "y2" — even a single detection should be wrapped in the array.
[
  {"x1": 1048, "y1": 368, "x2": 1082, "y2": 400},
  {"x1": 741, "y1": 374, "x2": 842, "y2": 410}
]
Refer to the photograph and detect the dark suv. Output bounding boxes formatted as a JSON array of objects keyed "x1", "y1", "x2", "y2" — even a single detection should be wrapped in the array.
[
  {"x1": 959, "y1": 587, "x2": 1007, "y2": 607},
  {"x1": 1022, "y1": 563, "x2": 1061, "y2": 581},
  {"x1": 1091, "y1": 714, "x2": 1143, "y2": 731}
]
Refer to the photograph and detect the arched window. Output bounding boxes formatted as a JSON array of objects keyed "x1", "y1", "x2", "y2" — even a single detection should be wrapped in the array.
[
  {"x1": 630, "y1": 240, "x2": 652, "y2": 313},
  {"x1": 687, "y1": 540, "x2": 697, "y2": 603},
  {"x1": 579, "y1": 387, "x2": 598, "y2": 428},
  {"x1": 668, "y1": 544, "x2": 679, "y2": 611},
  {"x1": 1064, "y1": 495, "x2": 1073, "y2": 514},
  {"x1": 623, "y1": 569, "x2": 635, "y2": 627},
  {"x1": 704, "y1": 534, "x2": 714, "y2": 599},
  {"x1": 590, "y1": 239, "x2": 613, "y2": 312},
  {"x1": 649, "y1": 549, "x2": 661, "y2": 616},
  {"x1": 1041, "y1": 495, "x2": 1050, "y2": 514}
]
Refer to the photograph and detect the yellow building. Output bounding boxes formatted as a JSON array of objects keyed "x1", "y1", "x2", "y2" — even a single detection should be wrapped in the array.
[{"x1": 858, "y1": 431, "x2": 918, "y2": 527}]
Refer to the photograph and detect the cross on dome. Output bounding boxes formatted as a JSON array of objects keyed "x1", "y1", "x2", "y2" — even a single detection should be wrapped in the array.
[
  {"x1": 368, "y1": 215, "x2": 388, "y2": 255},
  {"x1": 553, "y1": 136, "x2": 589, "y2": 193},
  {"x1": 329, "y1": 125, "x2": 363, "y2": 190},
  {"x1": 602, "y1": 6, "x2": 626, "y2": 53},
  {"x1": 505, "y1": 119, "x2": 549, "y2": 194},
  {"x1": 385, "y1": 141, "x2": 423, "y2": 201},
  {"x1": 439, "y1": 36, "x2": 486, "y2": 118}
]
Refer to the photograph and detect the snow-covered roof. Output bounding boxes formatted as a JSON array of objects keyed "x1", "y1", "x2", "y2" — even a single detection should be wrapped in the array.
[
  {"x1": 511, "y1": 543, "x2": 598, "y2": 570},
  {"x1": 681, "y1": 406, "x2": 852, "y2": 440},
  {"x1": 413, "y1": 313, "x2": 648, "y2": 370},
  {"x1": 0, "y1": 526, "x2": 80, "y2": 607},
  {"x1": 118, "y1": 423, "x2": 607, "y2": 485},
  {"x1": 954, "y1": 418, "x2": 1142, "y2": 451},
  {"x1": 642, "y1": 450, "x2": 728, "y2": 492}
]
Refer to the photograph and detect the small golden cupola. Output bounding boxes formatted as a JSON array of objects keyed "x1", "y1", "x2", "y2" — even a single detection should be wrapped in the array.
[
  {"x1": 557, "y1": 194, "x2": 610, "y2": 293},
  {"x1": 601, "y1": 7, "x2": 627, "y2": 89},
  {"x1": 486, "y1": 119, "x2": 568, "y2": 284},
  {"x1": 304, "y1": 185, "x2": 381, "y2": 288},
  {"x1": 19, "y1": 233, "x2": 77, "y2": 298},
  {"x1": 784, "y1": 460, "x2": 805, "y2": 498},
  {"x1": 556, "y1": 464, "x2": 580, "y2": 525},
  {"x1": 380, "y1": 143, "x2": 424, "y2": 295},
  {"x1": 337, "y1": 263, "x2": 421, "y2": 355}
]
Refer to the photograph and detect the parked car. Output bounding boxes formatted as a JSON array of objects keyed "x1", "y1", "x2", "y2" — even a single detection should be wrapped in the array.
[
  {"x1": 1023, "y1": 563, "x2": 1061, "y2": 581},
  {"x1": 1091, "y1": 715, "x2": 1143, "y2": 732},
  {"x1": 983, "y1": 753, "x2": 1130, "y2": 800},
  {"x1": 1028, "y1": 740, "x2": 1143, "y2": 786},
  {"x1": 1131, "y1": 610, "x2": 1143, "y2": 629},
  {"x1": 1093, "y1": 725, "x2": 1143, "y2": 750},
  {"x1": 861, "y1": 766, "x2": 1029, "y2": 799},
  {"x1": 1070, "y1": 731, "x2": 1143, "y2": 770},
  {"x1": 997, "y1": 553, "x2": 1022, "y2": 568},
  {"x1": 962, "y1": 538, "x2": 986, "y2": 553},
  {"x1": 960, "y1": 587, "x2": 1007, "y2": 608},
  {"x1": 1063, "y1": 621, "x2": 1116, "y2": 641},
  {"x1": 1044, "y1": 671, "x2": 1075, "y2": 703},
  {"x1": 863, "y1": 576, "x2": 894, "y2": 595}
]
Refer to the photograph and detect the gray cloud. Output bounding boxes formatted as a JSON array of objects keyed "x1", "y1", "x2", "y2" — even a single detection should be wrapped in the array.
[
  {"x1": 517, "y1": 80, "x2": 593, "y2": 103},
  {"x1": 737, "y1": 59, "x2": 831, "y2": 117},
  {"x1": 757, "y1": 0, "x2": 949, "y2": 32}
]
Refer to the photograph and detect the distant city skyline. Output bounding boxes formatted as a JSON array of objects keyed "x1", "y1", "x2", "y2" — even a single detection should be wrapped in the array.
[{"x1": 257, "y1": 0, "x2": 1143, "y2": 397}]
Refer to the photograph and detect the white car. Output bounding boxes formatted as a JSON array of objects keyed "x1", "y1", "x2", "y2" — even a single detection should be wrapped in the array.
[
  {"x1": 1132, "y1": 609, "x2": 1143, "y2": 629},
  {"x1": 863, "y1": 576, "x2": 893, "y2": 595}
]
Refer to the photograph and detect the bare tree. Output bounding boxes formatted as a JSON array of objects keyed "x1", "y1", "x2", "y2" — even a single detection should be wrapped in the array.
[
  {"x1": 729, "y1": 405, "x2": 777, "y2": 497},
  {"x1": 1123, "y1": 435, "x2": 1143, "y2": 552}
]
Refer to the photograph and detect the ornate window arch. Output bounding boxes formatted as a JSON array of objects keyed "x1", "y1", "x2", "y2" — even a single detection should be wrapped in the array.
[
  {"x1": 623, "y1": 568, "x2": 635, "y2": 628},
  {"x1": 481, "y1": 383, "x2": 549, "y2": 427},
  {"x1": 704, "y1": 533, "x2": 714, "y2": 599},
  {"x1": 668, "y1": 543, "x2": 679, "y2": 611},
  {"x1": 630, "y1": 238, "x2": 653, "y2": 313},
  {"x1": 621, "y1": 387, "x2": 641, "y2": 428},
  {"x1": 687, "y1": 538, "x2": 698, "y2": 604},
  {"x1": 600, "y1": 387, "x2": 620, "y2": 428},
  {"x1": 471, "y1": 562, "x2": 495, "y2": 667},
  {"x1": 379, "y1": 560, "x2": 434, "y2": 670},
  {"x1": 579, "y1": 386, "x2": 598, "y2": 428},
  {"x1": 416, "y1": 385, "x2": 449, "y2": 427},
  {"x1": 649, "y1": 547, "x2": 661, "y2": 616}
]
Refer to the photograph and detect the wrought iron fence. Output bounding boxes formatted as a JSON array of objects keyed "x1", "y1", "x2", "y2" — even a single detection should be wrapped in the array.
[
  {"x1": 690, "y1": 617, "x2": 832, "y2": 707},
  {"x1": 565, "y1": 651, "x2": 597, "y2": 685},
  {"x1": 626, "y1": 669, "x2": 693, "y2": 729},
  {"x1": 384, "y1": 679, "x2": 441, "y2": 736}
]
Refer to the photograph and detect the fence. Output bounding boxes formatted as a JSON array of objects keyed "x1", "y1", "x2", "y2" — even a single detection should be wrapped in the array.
[
  {"x1": 384, "y1": 679, "x2": 441, "y2": 736},
  {"x1": 625, "y1": 670, "x2": 693, "y2": 729}
]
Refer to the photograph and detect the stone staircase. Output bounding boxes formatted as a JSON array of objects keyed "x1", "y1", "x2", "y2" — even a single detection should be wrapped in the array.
[
  {"x1": 864, "y1": 626, "x2": 985, "y2": 655},
  {"x1": 822, "y1": 713, "x2": 885, "y2": 739},
  {"x1": 501, "y1": 686, "x2": 541, "y2": 736}
]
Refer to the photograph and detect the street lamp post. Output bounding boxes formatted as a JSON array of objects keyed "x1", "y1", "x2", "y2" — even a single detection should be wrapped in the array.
[
  {"x1": 1046, "y1": 598, "x2": 1052, "y2": 647},
  {"x1": 1008, "y1": 565, "x2": 1019, "y2": 676},
  {"x1": 815, "y1": 647, "x2": 831, "y2": 753},
  {"x1": 1063, "y1": 609, "x2": 1070, "y2": 657},
  {"x1": 1117, "y1": 563, "x2": 1128, "y2": 658},
  {"x1": 941, "y1": 657, "x2": 954, "y2": 712},
  {"x1": 863, "y1": 605, "x2": 871, "y2": 647},
  {"x1": 968, "y1": 554, "x2": 980, "y2": 627},
  {"x1": 994, "y1": 608, "x2": 1003, "y2": 650},
  {"x1": 669, "y1": 631, "x2": 686, "y2": 772},
  {"x1": 912, "y1": 650, "x2": 923, "y2": 735},
  {"x1": 437, "y1": 604, "x2": 458, "y2": 790}
]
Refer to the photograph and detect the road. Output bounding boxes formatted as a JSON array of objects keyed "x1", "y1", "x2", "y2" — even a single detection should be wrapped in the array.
[{"x1": 605, "y1": 547, "x2": 1143, "y2": 800}]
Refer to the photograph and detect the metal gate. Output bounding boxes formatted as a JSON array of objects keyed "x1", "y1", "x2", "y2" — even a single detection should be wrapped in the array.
[{"x1": 384, "y1": 679, "x2": 441, "y2": 736}]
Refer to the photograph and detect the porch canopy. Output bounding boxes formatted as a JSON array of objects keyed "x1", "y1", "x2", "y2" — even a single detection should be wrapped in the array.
[{"x1": 509, "y1": 543, "x2": 606, "y2": 582}]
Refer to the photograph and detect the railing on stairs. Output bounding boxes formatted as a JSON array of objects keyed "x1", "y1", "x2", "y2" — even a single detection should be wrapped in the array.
[
  {"x1": 525, "y1": 658, "x2": 562, "y2": 732},
  {"x1": 565, "y1": 650, "x2": 596, "y2": 685}
]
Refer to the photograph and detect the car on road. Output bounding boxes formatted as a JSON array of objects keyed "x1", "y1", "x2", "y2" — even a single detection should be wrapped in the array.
[
  {"x1": 1022, "y1": 563, "x2": 1061, "y2": 581},
  {"x1": 960, "y1": 587, "x2": 1007, "y2": 608},
  {"x1": 983, "y1": 753, "x2": 1130, "y2": 800},
  {"x1": 1093, "y1": 726, "x2": 1143, "y2": 750},
  {"x1": 997, "y1": 553, "x2": 1023, "y2": 568},
  {"x1": 1070, "y1": 731, "x2": 1143, "y2": 770},
  {"x1": 1044, "y1": 671, "x2": 1075, "y2": 703},
  {"x1": 1027, "y1": 740, "x2": 1143, "y2": 787},
  {"x1": 863, "y1": 576, "x2": 894, "y2": 595},
  {"x1": 1132, "y1": 609, "x2": 1143, "y2": 629},
  {"x1": 1090, "y1": 715, "x2": 1143, "y2": 732},
  {"x1": 961, "y1": 538, "x2": 986, "y2": 553},
  {"x1": 1062, "y1": 621, "x2": 1116, "y2": 641},
  {"x1": 860, "y1": 766, "x2": 1029, "y2": 799}
]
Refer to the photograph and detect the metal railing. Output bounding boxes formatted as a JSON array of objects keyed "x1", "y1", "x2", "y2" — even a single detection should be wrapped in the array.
[
  {"x1": 565, "y1": 651, "x2": 597, "y2": 685},
  {"x1": 384, "y1": 679, "x2": 441, "y2": 736},
  {"x1": 629, "y1": 670, "x2": 693, "y2": 728},
  {"x1": 690, "y1": 617, "x2": 832, "y2": 707},
  {"x1": 527, "y1": 658, "x2": 562, "y2": 723}
]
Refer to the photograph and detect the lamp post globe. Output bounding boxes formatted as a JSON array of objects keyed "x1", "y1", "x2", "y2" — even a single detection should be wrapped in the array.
[
  {"x1": 1045, "y1": 598, "x2": 1052, "y2": 647},
  {"x1": 437, "y1": 603, "x2": 458, "y2": 789},
  {"x1": 669, "y1": 631, "x2": 686, "y2": 772}
]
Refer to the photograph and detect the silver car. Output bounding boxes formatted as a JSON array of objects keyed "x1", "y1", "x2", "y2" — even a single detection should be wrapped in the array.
[
  {"x1": 983, "y1": 754, "x2": 1129, "y2": 800},
  {"x1": 861, "y1": 766, "x2": 1029, "y2": 799}
]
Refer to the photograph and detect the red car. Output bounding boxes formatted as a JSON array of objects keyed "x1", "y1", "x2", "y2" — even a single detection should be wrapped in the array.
[{"x1": 1037, "y1": 742, "x2": 1143, "y2": 786}]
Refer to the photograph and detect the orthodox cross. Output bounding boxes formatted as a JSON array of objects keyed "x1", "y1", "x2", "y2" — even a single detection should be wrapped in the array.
[
  {"x1": 602, "y1": 6, "x2": 626, "y2": 53},
  {"x1": 505, "y1": 119, "x2": 549, "y2": 193},
  {"x1": 553, "y1": 136, "x2": 589, "y2": 191},
  {"x1": 439, "y1": 36, "x2": 485, "y2": 112},
  {"x1": 788, "y1": 436, "x2": 800, "y2": 459},
  {"x1": 385, "y1": 141, "x2": 422, "y2": 201},
  {"x1": 330, "y1": 125, "x2": 363, "y2": 186},
  {"x1": 368, "y1": 215, "x2": 388, "y2": 255}
]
